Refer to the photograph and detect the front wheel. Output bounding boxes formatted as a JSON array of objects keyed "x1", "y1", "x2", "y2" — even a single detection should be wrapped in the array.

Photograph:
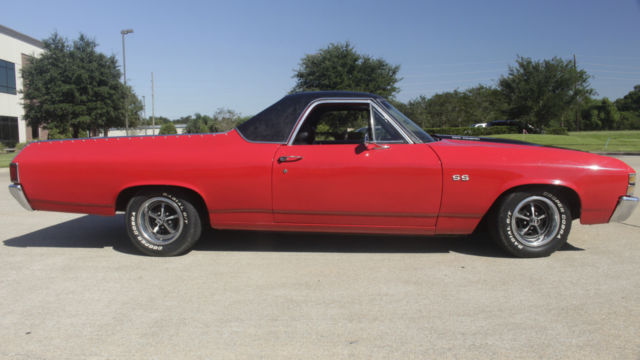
[
  {"x1": 490, "y1": 191, "x2": 572, "y2": 258},
  {"x1": 125, "y1": 190, "x2": 202, "y2": 256}
]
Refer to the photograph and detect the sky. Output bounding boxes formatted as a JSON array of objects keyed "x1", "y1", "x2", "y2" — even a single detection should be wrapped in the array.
[{"x1": 3, "y1": 0, "x2": 640, "y2": 119}]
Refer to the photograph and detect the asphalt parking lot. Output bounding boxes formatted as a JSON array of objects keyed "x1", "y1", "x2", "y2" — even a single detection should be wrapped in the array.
[{"x1": 1, "y1": 156, "x2": 639, "y2": 360}]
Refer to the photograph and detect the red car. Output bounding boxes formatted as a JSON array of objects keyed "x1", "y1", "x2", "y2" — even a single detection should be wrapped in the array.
[{"x1": 8, "y1": 91, "x2": 638, "y2": 257}]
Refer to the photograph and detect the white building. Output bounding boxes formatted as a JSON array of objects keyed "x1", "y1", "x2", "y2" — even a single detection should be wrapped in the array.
[
  {"x1": 107, "y1": 124, "x2": 187, "y2": 137},
  {"x1": 0, "y1": 24, "x2": 44, "y2": 146}
]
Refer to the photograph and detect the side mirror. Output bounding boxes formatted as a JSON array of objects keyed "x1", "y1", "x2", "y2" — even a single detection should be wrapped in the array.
[{"x1": 362, "y1": 133, "x2": 389, "y2": 151}]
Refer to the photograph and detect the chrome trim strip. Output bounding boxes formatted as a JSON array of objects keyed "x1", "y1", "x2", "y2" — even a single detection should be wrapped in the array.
[
  {"x1": 286, "y1": 98, "x2": 414, "y2": 146},
  {"x1": 8, "y1": 184, "x2": 33, "y2": 211},
  {"x1": 371, "y1": 103, "x2": 413, "y2": 143},
  {"x1": 610, "y1": 195, "x2": 638, "y2": 223},
  {"x1": 369, "y1": 103, "x2": 376, "y2": 141}
]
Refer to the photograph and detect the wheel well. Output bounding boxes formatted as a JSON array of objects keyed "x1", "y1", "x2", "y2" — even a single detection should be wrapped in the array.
[
  {"x1": 475, "y1": 184, "x2": 582, "y2": 233},
  {"x1": 116, "y1": 185, "x2": 210, "y2": 226},
  {"x1": 492, "y1": 184, "x2": 581, "y2": 220}
]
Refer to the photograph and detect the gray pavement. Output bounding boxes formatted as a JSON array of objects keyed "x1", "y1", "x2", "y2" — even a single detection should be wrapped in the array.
[{"x1": 1, "y1": 156, "x2": 639, "y2": 359}]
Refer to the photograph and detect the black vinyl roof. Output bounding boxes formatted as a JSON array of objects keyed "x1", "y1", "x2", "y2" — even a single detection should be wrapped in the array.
[{"x1": 236, "y1": 91, "x2": 383, "y2": 143}]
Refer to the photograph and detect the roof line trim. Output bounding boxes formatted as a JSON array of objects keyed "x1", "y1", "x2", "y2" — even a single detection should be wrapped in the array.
[{"x1": 0, "y1": 24, "x2": 44, "y2": 49}]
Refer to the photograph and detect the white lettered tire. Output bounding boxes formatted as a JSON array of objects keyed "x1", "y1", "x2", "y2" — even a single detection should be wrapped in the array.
[
  {"x1": 490, "y1": 190, "x2": 572, "y2": 258},
  {"x1": 125, "y1": 190, "x2": 202, "y2": 256}
]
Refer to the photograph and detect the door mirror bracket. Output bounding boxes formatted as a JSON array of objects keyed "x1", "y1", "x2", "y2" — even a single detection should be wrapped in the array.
[{"x1": 363, "y1": 133, "x2": 390, "y2": 150}]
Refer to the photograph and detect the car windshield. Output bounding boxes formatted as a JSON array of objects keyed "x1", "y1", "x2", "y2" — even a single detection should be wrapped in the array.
[{"x1": 380, "y1": 100, "x2": 434, "y2": 143}]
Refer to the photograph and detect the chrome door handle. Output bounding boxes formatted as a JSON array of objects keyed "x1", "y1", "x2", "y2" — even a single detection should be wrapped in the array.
[
  {"x1": 371, "y1": 144, "x2": 390, "y2": 150},
  {"x1": 278, "y1": 155, "x2": 303, "y2": 163},
  {"x1": 366, "y1": 143, "x2": 390, "y2": 150}
]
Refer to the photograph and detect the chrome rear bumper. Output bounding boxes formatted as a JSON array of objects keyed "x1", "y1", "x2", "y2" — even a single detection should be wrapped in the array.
[
  {"x1": 8, "y1": 184, "x2": 33, "y2": 211},
  {"x1": 610, "y1": 195, "x2": 638, "y2": 223}
]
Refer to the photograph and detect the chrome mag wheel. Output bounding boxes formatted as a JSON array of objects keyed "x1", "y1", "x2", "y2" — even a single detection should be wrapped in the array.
[
  {"x1": 510, "y1": 196, "x2": 561, "y2": 247},
  {"x1": 136, "y1": 197, "x2": 184, "y2": 246}
]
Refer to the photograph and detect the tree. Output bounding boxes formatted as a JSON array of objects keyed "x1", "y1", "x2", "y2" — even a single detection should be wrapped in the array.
[
  {"x1": 182, "y1": 109, "x2": 243, "y2": 134},
  {"x1": 158, "y1": 122, "x2": 177, "y2": 135},
  {"x1": 498, "y1": 56, "x2": 593, "y2": 129},
  {"x1": 153, "y1": 116, "x2": 172, "y2": 125},
  {"x1": 123, "y1": 85, "x2": 143, "y2": 132},
  {"x1": 581, "y1": 98, "x2": 621, "y2": 130},
  {"x1": 615, "y1": 84, "x2": 640, "y2": 112},
  {"x1": 398, "y1": 85, "x2": 507, "y2": 128},
  {"x1": 22, "y1": 33, "x2": 139, "y2": 138},
  {"x1": 210, "y1": 108, "x2": 242, "y2": 132},
  {"x1": 184, "y1": 113, "x2": 211, "y2": 134},
  {"x1": 292, "y1": 42, "x2": 401, "y2": 98},
  {"x1": 615, "y1": 85, "x2": 640, "y2": 129}
]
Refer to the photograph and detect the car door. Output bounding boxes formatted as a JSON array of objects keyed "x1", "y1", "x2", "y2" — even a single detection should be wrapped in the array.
[{"x1": 272, "y1": 100, "x2": 442, "y2": 230}]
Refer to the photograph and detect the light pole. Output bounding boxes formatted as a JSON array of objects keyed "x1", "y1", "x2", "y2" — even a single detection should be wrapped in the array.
[
  {"x1": 121, "y1": 28, "x2": 134, "y2": 135},
  {"x1": 142, "y1": 95, "x2": 146, "y2": 135}
]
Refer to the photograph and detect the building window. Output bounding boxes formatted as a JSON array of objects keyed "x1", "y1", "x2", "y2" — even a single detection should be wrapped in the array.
[
  {"x1": 0, "y1": 59, "x2": 17, "y2": 95},
  {"x1": 0, "y1": 116, "x2": 19, "y2": 146}
]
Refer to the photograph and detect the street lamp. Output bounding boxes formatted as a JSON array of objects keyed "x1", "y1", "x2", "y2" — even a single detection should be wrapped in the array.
[{"x1": 121, "y1": 28, "x2": 134, "y2": 135}]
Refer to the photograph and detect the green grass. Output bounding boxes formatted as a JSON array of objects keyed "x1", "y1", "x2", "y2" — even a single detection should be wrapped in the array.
[
  {"x1": 490, "y1": 130, "x2": 640, "y2": 153},
  {"x1": 0, "y1": 152, "x2": 18, "y2": 168}
]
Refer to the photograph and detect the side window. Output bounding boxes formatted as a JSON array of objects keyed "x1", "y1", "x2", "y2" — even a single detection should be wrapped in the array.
[
  {"x1": 293, "y1": 103, "x2": 370, "y2": 145},
  {"x1": 292, "y1": 102, "x2": 406, "y2": 145},
  {"x1": 372, "y1": 108, "x2": 405, "y2": 143}
]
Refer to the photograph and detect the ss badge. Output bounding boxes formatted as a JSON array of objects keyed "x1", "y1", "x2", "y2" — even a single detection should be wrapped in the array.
[{"x1": 452, "y1": 174, "x2": 470, "y2": 181}]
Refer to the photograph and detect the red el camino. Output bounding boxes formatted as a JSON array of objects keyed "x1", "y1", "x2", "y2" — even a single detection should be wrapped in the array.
[{"x1": 8, "y1": 91, "x2": 638, "y2": 257}]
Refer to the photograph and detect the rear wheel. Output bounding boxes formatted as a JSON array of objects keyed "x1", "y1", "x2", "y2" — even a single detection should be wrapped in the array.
[
  {"x1": 125, "y1": 190, "x2": 202, "y2": 256},
  {"x1": 490, "y1": 190, "x2": 572, "y2": 257}
]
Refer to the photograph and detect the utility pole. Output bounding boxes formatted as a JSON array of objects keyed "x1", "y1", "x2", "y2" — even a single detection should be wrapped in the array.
[
  {"x1": 574, "y1": 54, "x2": 579, "y2": 131},
  {"x1": 120, "y1": 29, "x2": 134, "y2": 135},
  {"x1": 142, "y1": 95, "x2": 146, "y2": 135},
  {"x1": 151, "y1": 72, "x2": 156, "y2": 135}
]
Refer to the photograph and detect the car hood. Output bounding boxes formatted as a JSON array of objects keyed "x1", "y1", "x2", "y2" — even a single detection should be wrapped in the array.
[
  {"x1": 429, "y1": 138, "x2": 635, "y2": 174},
  {"x1": 433, "y1": 134, "x2": 543, "y2": 147}
]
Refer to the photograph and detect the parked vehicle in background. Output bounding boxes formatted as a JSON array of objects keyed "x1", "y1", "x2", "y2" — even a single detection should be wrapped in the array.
[
  {"x1": 487, "y1": 119, "x2": 538, "y2": 133},
  {"x1": 8, "y1": 91, "x2": 638, "y2": 257},
  {"x1": 471, "y1": 123, "x2": 487, "y2": 128}
]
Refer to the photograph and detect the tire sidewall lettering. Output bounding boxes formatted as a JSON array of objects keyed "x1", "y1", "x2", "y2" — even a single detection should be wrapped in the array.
[
  {"x1": 504, "y1": 210, "x2": 523, "y2": 249},
  {"x1": 162, "y1": 193, "x2": 189, "y2": 224},
  {"x1": 131, "y1": 193, "x2": 191, "y2": 252},
  {"x1": 500, "y1": 192, "x2": 569, "y2": 253},
  {"x1": 542, "y1": 192, "x2": 567, "y2": 239}
]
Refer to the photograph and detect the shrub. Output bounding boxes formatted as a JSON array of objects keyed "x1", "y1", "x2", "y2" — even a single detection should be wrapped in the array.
[
  {"x1": 159, "y1": 122, "x2": 177, "y2": 135},
  {"x1": 545, "y1": 127, "x2": 569, "y2": 135},
  {"x1": 47, "y1": 128, "x2": 72, "y2": 139},
  {"x1": 423, "y1": 126, "x2": 518, "y2": 136},
  {"x1": 1, "y1": 140, "x2": 17, "y2": 148}
]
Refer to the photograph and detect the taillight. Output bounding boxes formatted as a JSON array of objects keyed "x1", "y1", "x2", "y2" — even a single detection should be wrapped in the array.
[{"x1": 10, "y1": 163, "x2": 19, "y2": 184}]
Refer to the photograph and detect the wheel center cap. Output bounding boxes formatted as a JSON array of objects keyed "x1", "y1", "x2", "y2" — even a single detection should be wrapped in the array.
[{"x1": 531, "y1": 217, "x2": 540, "y2": 226}]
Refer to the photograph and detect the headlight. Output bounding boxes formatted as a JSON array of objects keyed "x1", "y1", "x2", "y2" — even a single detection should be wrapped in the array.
[{"x1": 628, "y1": 173, "x2": 636, "y2": 196}]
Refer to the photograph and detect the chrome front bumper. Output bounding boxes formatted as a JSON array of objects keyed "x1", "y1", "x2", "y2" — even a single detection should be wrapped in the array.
[
  {"x1": 8, "y1": 184, "x2": 33, "y2": 211},
  {"x1": 610, "y1": 195, "x2": 638, "y2": 223}
]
